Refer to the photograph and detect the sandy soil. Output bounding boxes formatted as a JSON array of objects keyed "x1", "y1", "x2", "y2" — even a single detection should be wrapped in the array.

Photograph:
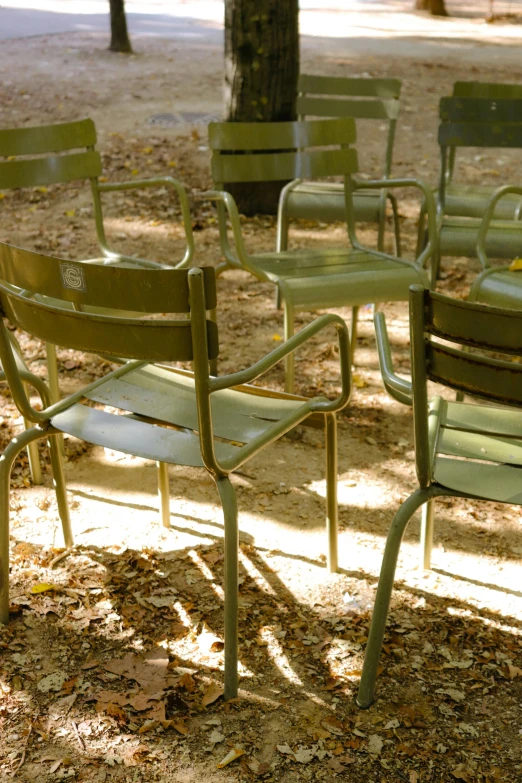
[{"x1": 0, "y1": 9, "x2": 522, "y2": 783}]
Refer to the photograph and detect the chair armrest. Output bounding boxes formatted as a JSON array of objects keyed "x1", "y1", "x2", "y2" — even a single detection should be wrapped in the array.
[
  {"x1": 211, "y1": 312, "x2": 351, "y2": 413},
  {"x1": 476, "y1": 185, "x2": 522, "y2": 270},
  {"x1": 95, "y1": 176, "x2": 195, "y2": 268},
  {"x1": 196, "y1": 190, "x2": 263, "y2": 276},
  {"x1": 352, "y1": 176, "x2": 436, "y2": 270},
  {"x1": 374, "y1": 311, "x2": 412, "y2": 406}
]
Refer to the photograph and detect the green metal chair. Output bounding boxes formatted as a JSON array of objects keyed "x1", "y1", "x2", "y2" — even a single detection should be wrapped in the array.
[
  {"x1": 0, "y1": 240, "x2": 351, "y2": 701},
  {"x1": 207, "y1": 117, "x2": 436, "y2": 393},
  {"x1": 441, "y1": 81, "x2": 522, "y2": 224},
  {"x1": 277, "y1": 75, "x2": 402, "y2": 253},
  {"x1": 421, "y1": 92, "x2": 522, "y2": 280},
  {"x1": 468, "y1": 183, "x2": 522, "y2": 308},
  {"x1": 0, "y1": 119, "x2": 195, "y2": 403},
  {"x1": 357, "y1": 285, "x2": 522, "y2": 708}
]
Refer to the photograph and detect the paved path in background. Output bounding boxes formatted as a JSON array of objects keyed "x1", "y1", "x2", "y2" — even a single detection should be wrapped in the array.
[{"x1": 1, "y1": 0, "x2": 522, "y2": 64}]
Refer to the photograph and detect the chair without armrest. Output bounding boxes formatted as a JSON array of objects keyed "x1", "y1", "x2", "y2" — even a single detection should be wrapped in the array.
[
  {"x1": 207, "y1": 117, "x2": 436, "y2": 392},
  {"x1": 357, "y1": 286, "x2": 522, "y2": 708},
  {"x1": 0, "y1": 240, "x2": 351, "y2": 701},
  {"x1": 278, "y1": 75, "x2": 402, "y2": 254}
]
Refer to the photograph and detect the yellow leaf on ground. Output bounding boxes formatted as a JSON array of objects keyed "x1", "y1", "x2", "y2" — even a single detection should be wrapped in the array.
[
  {"x1": 272, "y1": 334, "x2": 282, "y2": 341},
  {"x1": 142, "y1": 146, "x2": 153, "y2": 154},
  {"x1": 167, "y1": 161, "x2": 177, "y2": 167},
  {"x1": 131, "y1": 169, "x2": 139, "y2": 176},
  {"x1": 30, "y1": 583, "x2": 60, "y2": 594},
  {"x1": 509, "y1": 257, "x2": 522, "y2": 271},
  {"x1": 352, "y1": 374, "x2": 367, "y2": 388},
  {"x1": 65, "y1": 209, "x2": 75, "y2": 217}
]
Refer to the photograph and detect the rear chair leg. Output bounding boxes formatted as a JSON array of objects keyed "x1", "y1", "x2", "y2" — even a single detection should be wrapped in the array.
[
  {"x1": 283, "y1": 301, "x2": 295, "y2": 394},
  {"x1": 420, "y1": 499, "x2": 435, "y2": 570},
  {"x1": 47, "y1": 432, "x2": 73, "y2": 548},
  {"x1": 325, "y1": 413, "x2": 338, "y2": 573},
  {"x1": 156, "y1": 461, "x2": 171, "y2": 528}
]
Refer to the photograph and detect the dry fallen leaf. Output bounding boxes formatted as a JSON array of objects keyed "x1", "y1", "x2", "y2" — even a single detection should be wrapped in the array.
[
  {"x1": 201, "y1": 683, "x2": 224, "y2": 707},
  {"x1": 217, "y1": 748, "x2": 245, "y2": 768}
]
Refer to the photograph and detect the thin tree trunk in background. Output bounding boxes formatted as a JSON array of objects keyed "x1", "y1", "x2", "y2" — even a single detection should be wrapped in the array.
[
  {"x1": 109, "y1": 0, "x2": 132, "y2": 53},
  {"x1": 224, "y1": 0, "x2": 299, "y2": 215},
  {"x1": 415, "y1": 0, "x2": 448, "y2": 14}
]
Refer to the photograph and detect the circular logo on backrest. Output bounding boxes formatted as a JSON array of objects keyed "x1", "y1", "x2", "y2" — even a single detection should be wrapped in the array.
[{"x1": 60, "y1": 262, "x2": 86, "y2": 292}]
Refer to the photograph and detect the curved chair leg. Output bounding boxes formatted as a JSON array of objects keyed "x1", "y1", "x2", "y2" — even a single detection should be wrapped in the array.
[
  {"x1": 420, "y1": 499, "x2": 435, "y2": 570},
  {"x1": 283, "y1": 301, "x2": 296, "y2": 394},
  {"x1": 47, "y1": 431, "x2": 73, "y2": 549},
  {"x1": 215, "y1": 475, "x2": 239, "y2": 701},
  {"x1": 351, "y1": 306, "x2": 360, "y2": 362},
  {"x1": 325, "y1": 413, "x2": 338, "y2": 573},
  {"x1": 156, "y1": 461, "x2": 170, "y2": 528},
  {"x1": 0, "y1": 426, "x2": 49, "y2": 623},
  {"x1": 415, "y1": 202, "x2": 427, "y2": 258},
  {"x1": 356, "y1": 487, "x2": 434, "y2": 709}
]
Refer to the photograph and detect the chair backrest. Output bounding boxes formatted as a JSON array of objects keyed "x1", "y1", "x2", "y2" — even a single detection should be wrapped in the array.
[
  {"x1": 0, "y1": 242, "x2": 218, "y2": 365},
  {"x1": 439, "y1": 97, "x2": 522, "y2": 149},
  {"x1": 0, "y1": 119, "x2": 102, "y2": 189},
  {"x1": 453, "y1": 81, "x2": 522, "y2": 100},
  {"x1": 297, "y1": 75, "x2": 400, "y2": 176},
  {"x1": 409, "y1": 286, "x2": 522, "y2": 484},
  {"x1": 208, "y1": 118, "x2": 358, "y2": 186}
]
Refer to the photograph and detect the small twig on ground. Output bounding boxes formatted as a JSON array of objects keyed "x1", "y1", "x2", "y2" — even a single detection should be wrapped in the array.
[
  {"x1": 71, "y1": 720, "x2": 85, "y2": 751},
  {"x1": 11, "y1": 723, "x2": 32, "y2": 775},
  {"x1": 50, "y1": 547, "x2": 75, "y2": 568}
]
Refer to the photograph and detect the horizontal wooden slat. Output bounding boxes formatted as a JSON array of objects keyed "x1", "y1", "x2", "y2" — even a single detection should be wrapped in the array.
[
  {"x1": 440, "y1": 96, "x2": 522, "y2": 123},
  {"x1": 427, "y1": 342, "x2": 522, "y2": 406},
  {"x1": 0, "y1": 119, "x2": 96, "y2": 157},
  {"x1": 425, "y1": 290, "x2": 522, "y2": 354},
  {"x1": 453, "y1": 81, "x2": 522, "y2": 99},
  {"x1": 297, "y1": 96, "x2": 397, "y2": 120},
  {"x1": 0, "y1": 289, "x2": 219, "y2": 362},
  {"x1": 0, "y1": 151, "x2": 102, "y2": 188},
  {"x1": 208, "y1": 118, "x2": 356, "y2": 151},
  {"x1": 0, "y1": 242, "x2": 217, "y2": 312},
  {"x1": 211, "y1": 147, "x2": 357, "y2": 184},
  {"x1": 298, "y1": 74, "x2": 401, "y2": 99},
  {"x1": 438, "y1": 121, "x2": 522, "y2": 148}
]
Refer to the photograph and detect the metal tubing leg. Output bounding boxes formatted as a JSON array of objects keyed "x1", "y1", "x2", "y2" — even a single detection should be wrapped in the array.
[
  {"x1": 415, "y1": 203, "x2": 427, "y2": 258},
  {"x1": 325, "y1": 413, "x2": 338, "y2": 573},
  {"x1": 215, "y1": 475, "x2": 239, "y2": 701},
  {"x1": 0, "y1": 426, "x2": 49, "y2": 623},
  {"x1": 156, "y1": 461, "x2": 170, "y2": 528},
  {"x1": 47, "y1": 433, "x2": 73, "y2": 548},
  {"x1": 420, "y1": 499, "x2": 435, "y2": 570},
  {"x1": 283, "y1": 302, "x2": 295, "y2": 394},
  {"x1": 24, "y1": 421, "x2": 42, "y2": 486},
  {"x1": 209, "y1": 308, "x2": 218, "y2": 377},
  {"x1": 45, "y1": 342, "x2": 64, "y2": 454},
  {"x1": 389, "y1": 194, "x2": 402, "y2": 256},
  {"x1": 351, "y1": 306, "x2": 360, "y2": 362},
  {"x1": 357, "y1": 488, "x2": 434, "y2": 709}
]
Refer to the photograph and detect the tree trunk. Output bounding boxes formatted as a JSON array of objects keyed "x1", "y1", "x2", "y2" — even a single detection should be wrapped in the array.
[
  {"x1": 109, "y1": 0, "x2": 132, "y2": 53},
  {"x1": 224, "y1": 0, "x2": 299, "y2": 215},
  {"x1": 415, "y1": 0, "x2": 448, "y2": 15}
]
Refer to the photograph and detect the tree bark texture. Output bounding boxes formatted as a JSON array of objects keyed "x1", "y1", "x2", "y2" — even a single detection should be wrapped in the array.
[
  {"x1": 109, "y1": 0, "x2": 133, "y2": 53},
  {"x1": 223, "y1": 0, "x2": 299, "y2": 215},
  {"x1": 415, "y1": 0, "x2": 448, "y2": 15}
]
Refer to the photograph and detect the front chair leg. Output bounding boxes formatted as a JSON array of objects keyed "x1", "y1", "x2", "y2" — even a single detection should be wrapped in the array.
[
  {"x1": 0, "y1": 427, "x2": 49, "y2": 623},
  {"x1": 325, "y1": 412, "x2": 338, "y2": 573},
  {"x1": 357, "y1": 487, "x2": 433, "y2": 709},
  {"x1": 215, "y1": 474, "x2": 239, "y2": 700},
  {"x1": 351, "y1": 306, "x2": 360, "y2": 362}
]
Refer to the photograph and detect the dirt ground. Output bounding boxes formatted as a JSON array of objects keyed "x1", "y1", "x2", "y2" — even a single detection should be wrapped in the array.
[{"x1": 0, "y1": 10, "x2": 522, "y2": 783}]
